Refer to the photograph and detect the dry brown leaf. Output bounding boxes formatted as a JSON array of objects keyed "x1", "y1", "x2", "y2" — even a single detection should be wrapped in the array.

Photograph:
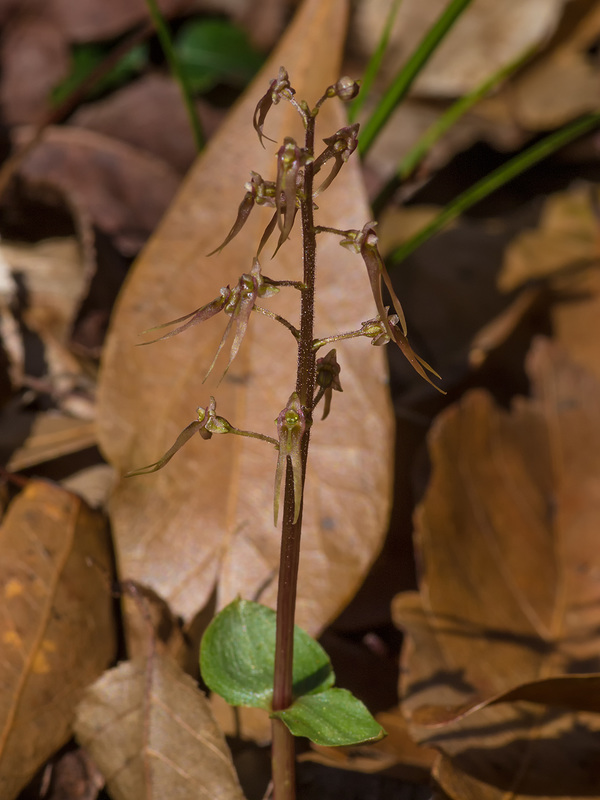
[
  {"x1": 42, "y1": 746, "x2": 105, "y2": 800},
  {"x1": 498, "y1": 184, "x2": 600, "y2": 293},
  {"x1": 51, "y1": 0, "x2": 197, "y2": 42},
  {"x1": 74, "y1": 654, "x2": 244, "y2": 800},
  {"x1": 552, "y1": 267, "x2": 600, "y2": 383},
  {"x1": 393, "y1": 339, "x2": 600, "y2": 798},
  {"x1": 5, "y1": 414, "x2": 97, "y2": 471},
  {"x1": 97, "y1": 0, "x2": 394, "y2": 636},
  {"x1": 72, "y1": 75, "x2": 224, "y2": 175},
  {"x1": 412, "y1": 673, "x2": 600, "y2": 725},
  {"x1": 0, "y1": 481, "x2": 116, "y2": 800},
  {"x1": 301, "y1": 705, "x2": 436, "y2": 782},
  {"x1": 353, "y1": 0, "x2": 567, "y2": 98},
  {"x1": 17, "y1": 127, "x2": 180, "y2": 256},
  {"x1": 509, "y1": 4, "x2": 600, "y2": 129},
  {"x1": 0, "y1": 237, "x2": 88, "y2": 343},
  {"x1": 0, "y1": 11, "x2": 69, "y2": 125}
]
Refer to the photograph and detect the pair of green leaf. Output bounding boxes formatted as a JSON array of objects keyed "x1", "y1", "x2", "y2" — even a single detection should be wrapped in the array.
[{"x1": 200, "y1": 599, "x2": 384, "y2": 746}]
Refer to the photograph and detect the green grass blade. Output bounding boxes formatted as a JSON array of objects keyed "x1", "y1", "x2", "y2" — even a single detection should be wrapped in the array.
[
  {"x1": 372, "y1": 47, "x2": 533, "y2": 215},
  {"x1": 388, "y1": 112, "x2": 600, "y2": 267},
  {"x1": 348, "y1": 0, "x2": 403, "y2": 123},
  {"x1": 396, "y1": 48, "x2": 533, "y2": 182},
  {"x1": 358, "y1": 0, "x2": 474, "y2": 157},
  {"x1": 144, "y1": 0, "x2": 205, "y2": 152}
]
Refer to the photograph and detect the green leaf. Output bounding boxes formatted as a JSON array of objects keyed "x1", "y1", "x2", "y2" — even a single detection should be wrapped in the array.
[
  {"x1": 51, "y1": 43, "x2": 148, "y2": 107},
  {"x1": 388, "y1": 112, "x2": 600, "y2": 267},
  {"x1": 272, "y1": 688, "x2": 385, "y2": 746},
  {"x1": 176, "y1": 18, "x2": 265, "y2": 93},
  {"x1": 358, "y1": 0, "x2": 474, "y2": 157},
  {"x1": 200, "y1": 599, "x2": 334, "y2": 709}
]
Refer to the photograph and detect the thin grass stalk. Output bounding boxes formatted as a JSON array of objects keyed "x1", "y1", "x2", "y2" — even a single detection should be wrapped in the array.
[
  {"x1": 348, "y1": 0, "x2": 403, "y2": 123},
  {"x1": 388, "y1": 112, "x2": 600, "y2": 268},
  {"x1": 144, "y1": 0, "x2": 205, "y2": 151},
  {"x1": 358, "y1": 0, "x2": 474, "y2": 157},
  {"x1": 372, "y1": 47, "x2": 534, "y2": 215}
]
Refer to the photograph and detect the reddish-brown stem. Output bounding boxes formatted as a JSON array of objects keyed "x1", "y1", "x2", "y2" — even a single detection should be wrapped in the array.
[{"x1": 271, "y1": 111, "x2": 317, "y2": 800}]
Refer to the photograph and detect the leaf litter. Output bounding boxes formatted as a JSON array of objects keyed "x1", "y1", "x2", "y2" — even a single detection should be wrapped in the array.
[
  {"x1": 0, "y1": 0, "x2": 600, "y2": 797},
  {"x1": 394, "y1": 339, "x2": 600, "y2": 797}
]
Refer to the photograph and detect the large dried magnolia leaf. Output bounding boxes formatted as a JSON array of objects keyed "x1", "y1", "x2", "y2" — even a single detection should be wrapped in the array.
[
  {"x1": 97, "y1": 0, "x2": 393, "y2": 636},
  {"x1": 393, "y1": 339, "x2": 600, "y2": 798},
  {"x1": 74, "y1": 654, "x2": 244, "y2": 800},
  {"x1": 0, "y1": 480, "x2": 116, "y2": 800}
]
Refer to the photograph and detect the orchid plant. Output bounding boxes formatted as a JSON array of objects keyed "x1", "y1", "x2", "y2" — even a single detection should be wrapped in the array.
[{"x1": 128, "y1": 67, "x2": 442, "y2": 800}]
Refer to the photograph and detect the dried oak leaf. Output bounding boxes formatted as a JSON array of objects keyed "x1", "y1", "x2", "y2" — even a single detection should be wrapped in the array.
[
  {"x1": 0, "y1": 480, "x2": 116, "y2": 800},
  {"x1": 16, "y1": 126, "x2": 180, "y2": 256},
  {"x1": 393, "y1": 339, "x2": 600, "y2": 799},
  {"x1": 72, "y1": 75, "x2": 223, "y2": 175},
  {"x1": 74, "y1": 654, "x2": 244, "y2": 800},
  {"x1": 353, "y1": 0, "x2": 568, "y2": 98},
  {"x1": 0, "y1": 10, "x2": 70, "y2": 125},
  {"x1": 498, "y1": 184, "x2": 600, "y2": 293},
  {"x1": 97, "y1": 0, "x2": 394, "y2": 637},
  {"x1": 507, "y1": 3, "x2": 600, "y2": 129},
  {"x1": 51, "y1": 0, "x2": 197, "y2": 42}
]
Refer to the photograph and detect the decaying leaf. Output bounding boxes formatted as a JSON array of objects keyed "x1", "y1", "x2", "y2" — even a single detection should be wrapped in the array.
[
  {"x1": 5, "y1": 414, "x2": 97, "y2": 472},
  {"x1": 0, "y1": 481, "x2": 116, "y2": 800},
  {"x1": 302, "y1": 706, "x2": 436, "y2": 783},
  {"x1": 74, "y1": 654, "x2": 244, "y2": 800},
  {"x1": 16, "y1": 126, "x2": 180, "y2": 256},
  {"x1": 353, "y1": 0, "x2": 568, "y2": 98},
  {"x1": 508, "y1": 4, "x2": 600, "y2": 129},
  {"x1": 498, "y1": 184, "x2": 600, "y2": 293},
  {"x1": 97, "y1": 0, "x2": 394, "y2": 638},
  {"x1": 394, "y1": 339, "x2": 600, "y2": 798}
]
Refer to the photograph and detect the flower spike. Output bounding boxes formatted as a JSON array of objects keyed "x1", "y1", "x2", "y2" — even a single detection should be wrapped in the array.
[
  {"x1": 253, "y1": 66, "x2": 295, "y2": 147},
  {"x1": 274, "y1": 392, "x2": 306, "y2": 525},
  {"x1": 313, "y1": 124, "x2": 359, "y2": 196}
]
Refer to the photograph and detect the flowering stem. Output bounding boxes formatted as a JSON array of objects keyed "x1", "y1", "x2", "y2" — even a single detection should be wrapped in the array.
[{"x1": 271, "y1": 109, "x2": 317, "y2": 800}]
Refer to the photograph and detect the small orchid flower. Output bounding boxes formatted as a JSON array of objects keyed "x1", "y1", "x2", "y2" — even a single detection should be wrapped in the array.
[
  {"x1": 125, "y1": 397, "x2": 224, "y2": 477},
  {"x1": 315, "y1": 349, "x2": 343, "y2": 420},
  {"x1": 274, "y1": 392, "x2": 306, "y2": 525},
  {"x1": 253, "y1": 66, "x2": 295, "y2": 147},
  {"x1": 205, "y1": 258, "x2": 279, "y2": 382},
  {"x1": 274, "y1": 137, "x2": 311, "y2": 252},
  {"x1": 340, "y1": 222, "x2": 407, "y2": 336},
  {"x1": 312, "y1": 124, "x2": 359, "y2": 196},
  {"x1": 208, "y1": 172, "x2": 277, "y2": 256}
]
